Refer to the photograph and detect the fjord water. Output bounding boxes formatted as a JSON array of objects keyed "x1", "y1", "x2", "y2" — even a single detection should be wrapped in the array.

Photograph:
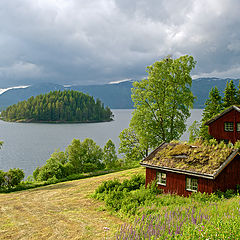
[{"x1": 0, "y1": 109, "x2": 203, "y2": 177}]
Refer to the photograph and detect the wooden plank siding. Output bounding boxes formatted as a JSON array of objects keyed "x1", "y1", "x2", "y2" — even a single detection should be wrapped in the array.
[
  {"x1": 213, "y1": 154, "x2": 240, "y2": 192},
  {"x1": 208, "y1": 109, "x2": 240, "y2": 144},
  {"x1": 145, "y1": 167, "x2": 214, "y2": 197},
  {"x1": 146, "y1": 154, "x2": 240, "y2": 196}
]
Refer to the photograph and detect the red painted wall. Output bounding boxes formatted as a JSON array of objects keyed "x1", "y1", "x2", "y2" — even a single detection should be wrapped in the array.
[
  {"x1": 145, "y1": 154, "x2": 240, "y2": 195},
  {"x1": 145, "y1": 167, "x2": 214, "y2": 197},
  {"x1": 208, "y1": 109, "x2": 240, "y2": 143},
  {"x1": 213, "y1": 155, "x2": 240, "y2": 192}
]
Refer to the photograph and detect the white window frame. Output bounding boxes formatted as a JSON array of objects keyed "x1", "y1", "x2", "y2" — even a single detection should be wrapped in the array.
[
  {"x1": 224, "y1": 122, "x2": 234, "y2": 132},
  {"x1": 157, "y1": 172, "x2": 166, "y2": 186},
  {"x1": 186, "y1": 177, "x2": 198, "y2": 192},
  {"x1": 237, "y1": 123, "x2": 240, "y2": 132}
]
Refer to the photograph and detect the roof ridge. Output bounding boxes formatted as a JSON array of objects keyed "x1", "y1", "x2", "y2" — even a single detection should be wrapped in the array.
[{"x1": 205, "y1": 105, "x2": 240, "y2": 125}]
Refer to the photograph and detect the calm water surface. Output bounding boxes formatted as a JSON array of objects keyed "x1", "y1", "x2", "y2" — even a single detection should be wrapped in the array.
[{"x1": 0, "y1": 109, "x2": 203, "y2": 177}]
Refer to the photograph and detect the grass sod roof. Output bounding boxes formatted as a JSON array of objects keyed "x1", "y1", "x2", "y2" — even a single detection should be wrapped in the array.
[{"x1": 140, "y1": 141, "x2": 239, "y2": 177}]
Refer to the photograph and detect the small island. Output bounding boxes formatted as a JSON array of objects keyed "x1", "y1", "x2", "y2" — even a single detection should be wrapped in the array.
[{"x1": 0, "y1": 90, "x2": 113, "y2": 123}]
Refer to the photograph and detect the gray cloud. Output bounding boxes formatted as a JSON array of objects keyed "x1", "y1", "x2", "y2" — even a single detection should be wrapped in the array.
[{"x1": 0, "y1": 0, "x2": 240, "y2": 87}]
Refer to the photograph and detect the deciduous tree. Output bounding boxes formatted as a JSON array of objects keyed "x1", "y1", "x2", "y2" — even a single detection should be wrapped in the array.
[
  {"x1": 103, "y1": 139, "x2": 118, "y2": 169},
  {"x1": 67, "y1": 138, "x2": 103, "y2": 173},
  {"x1": 118, "y1": 126, "x2": 149, "y2": 164},
  {"x1": 130, "y1": 55, "x2": 196, "y2": 149}
]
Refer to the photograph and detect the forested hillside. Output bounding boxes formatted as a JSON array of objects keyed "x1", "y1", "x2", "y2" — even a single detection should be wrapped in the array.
[{"x1": 0, "y1": 90, "x2": 113, "y2": 122}]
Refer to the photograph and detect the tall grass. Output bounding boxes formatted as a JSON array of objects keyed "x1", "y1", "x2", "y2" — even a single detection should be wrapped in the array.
[
  {"x1": 93, "y1": 174, "x2": 240, "y2": 239},
  {"x1": 116, "y1": 199, "x2": 240, "y2": 239}
]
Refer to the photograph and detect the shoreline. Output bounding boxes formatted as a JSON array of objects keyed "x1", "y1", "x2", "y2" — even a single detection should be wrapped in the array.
[{"x1": 0, "y1": 118, "x2": 114, "y2": 124}]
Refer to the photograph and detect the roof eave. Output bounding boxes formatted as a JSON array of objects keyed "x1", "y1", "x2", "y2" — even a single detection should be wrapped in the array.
[
  {"x1": 140, "y1": 148, "x2": 239, "y2": 180},
  {"x1": 213, "y1": 149, "x2": 239, "y2": 178},
  {"x1": 205, "y1": 105, "x2": 240, "y2": 125},
  {"x1": 140, "y1": 162, "x2": 214, "y2": 179}
]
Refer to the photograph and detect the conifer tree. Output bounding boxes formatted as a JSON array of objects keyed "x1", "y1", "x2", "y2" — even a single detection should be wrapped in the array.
[
  {"x1": 236, "y1": 80, "x2": 240, "y2": 105},
  {"x1": 199, "y1": 86, "x2": 223, "y2": 140},
  {"x1": 202, "y1": 86, "x2": 223, "y2": 122},
  {"x1": 0, "y1": 90, "x2": 113, "y2": 123},
  {"x1": 223, "y1": 80, "x2": 238, "y2": 108}
]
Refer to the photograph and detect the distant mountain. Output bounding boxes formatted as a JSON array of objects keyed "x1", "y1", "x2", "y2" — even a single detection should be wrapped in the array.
[
  {"x1": 191, "y1": 78, "x2": 240, "y2": 108},
  {"x1": 68, "y1": 80, "x2": 133, "y2": 109},
  {"x1": 0, "y1": 83, "x2": 65, "y2": 111},
  {"x1": 0, "y1": 78, "x2": 239, "y2": 110}
]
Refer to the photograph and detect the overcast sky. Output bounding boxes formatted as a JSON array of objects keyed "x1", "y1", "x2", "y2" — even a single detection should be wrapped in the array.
[{"x1": 0, "y1": 0, "x2": 240, "y2": 87}]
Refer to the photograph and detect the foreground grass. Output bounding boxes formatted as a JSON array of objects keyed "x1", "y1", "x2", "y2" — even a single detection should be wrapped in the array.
[
  {"x1": 93, "y1": 173, "x2": 240, "y2": 239},
  {"x1": 0, "y1": 167, "x2": 144, "y2": 240}
]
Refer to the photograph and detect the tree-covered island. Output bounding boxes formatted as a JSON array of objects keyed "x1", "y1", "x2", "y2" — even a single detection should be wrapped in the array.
[{"x1": 0, "y1": 90, "x2": 113, "y2": 123}]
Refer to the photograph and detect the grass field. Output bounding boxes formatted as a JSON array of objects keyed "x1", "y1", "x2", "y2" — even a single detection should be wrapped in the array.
[{"x1": 0, "y1": 167, "x2": 144, "y2": 240}]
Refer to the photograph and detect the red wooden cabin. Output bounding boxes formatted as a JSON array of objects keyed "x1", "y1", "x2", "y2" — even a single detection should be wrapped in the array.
[
  {"x1": 140, "y1": 142, "x2": 240, "y2": 196},
  {"x1": 205, "y1": 105, "x2": 240, "y2": 144}
]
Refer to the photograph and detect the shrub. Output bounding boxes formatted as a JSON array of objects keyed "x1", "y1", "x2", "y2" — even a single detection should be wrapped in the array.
[
  {"x1": 0, "y1": 170, "x2": 5, "y2": 187},
  {"x1": 0, "y1": 168, "x2": 25, "y2": 189},
  {"x1": 5, "y1": 168, "x2": 25, "y2": 188},
  {"x1": 93, "y1": 174, "x2": 150, "y2": 215},
  {"x1": 82, "y1": 163, "x2": 98, "y2": 173},
  {"x1": 33, "y1": 167, "x2": 40, "y2": 181},
  {"x1": 190, "y1": 191, "x2": 219, "y2": 202},
  {"x1": 120, "y1": 174, "x2": 145, "y2": 192},
  {"x1": 94, "y1": 178, "x2": 121, "y2": 199}
]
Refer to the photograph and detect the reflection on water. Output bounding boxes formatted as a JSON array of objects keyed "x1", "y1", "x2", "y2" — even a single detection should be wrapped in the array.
[{"x1": 0, "y1": 109, "x2": 203, "y2": 176}]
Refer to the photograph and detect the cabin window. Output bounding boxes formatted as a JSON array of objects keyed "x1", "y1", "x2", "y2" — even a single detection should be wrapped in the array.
[
  {"x1": 237, "y1": 123, "x2": 240, "y2": 131},
  {"x1": 224, "y1": 122, "x2": 234, "y2": 132},
  {"x1": 186, "y1": 177, "x2": 198, "y2": 192},
  {"x1": 157, "y1": 172, "x2": 166, "y2": 186}
]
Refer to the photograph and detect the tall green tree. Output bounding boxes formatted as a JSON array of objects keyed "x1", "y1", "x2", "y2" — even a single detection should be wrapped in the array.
[
  {"x1": 237, "y1": 80, "x2": 240, "y2": 105},
  {"x1": 130, "y1": 55, "x2": 196, "y2": 149},
  {"x1": 67, "y1": 138, "x2": 103, "y2": 173},
  {"x1": 119, "y1": 127, "x2": 148, "y2": 164},
  {"x1": 103, "y1": 139, "x2": 118, "y2": 169},
  {"x1": 199, "y1": 86, "x2": 223, "y2": 140},
  {"x1": 223, "y1": 80, "x2": 238, "y2": 108},
  {"x1": 188, "y1": 120, "x2": 200, "y2": 143},
  {"x1": 202, "y1": 86, "x2": 223, "y2": 122}
]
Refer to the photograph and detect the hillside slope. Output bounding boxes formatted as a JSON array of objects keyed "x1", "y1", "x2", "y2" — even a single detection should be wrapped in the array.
[{"x1": 0, "y1": 168, "x2": 144, "y2": 240}]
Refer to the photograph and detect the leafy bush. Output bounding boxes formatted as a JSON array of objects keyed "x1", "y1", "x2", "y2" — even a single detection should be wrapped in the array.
[
  {"x1": 93, "y1": 174, "x2": 155, "y2": 216},
  {"x1": 32, "y1": 137, "x2": 122, "y2": 183},
  {"x1": 95, "y1": 178, "x2": 121, "y2": 195},
  {"x1": 6, "y1": 168, "x2": 25, "y2": 187},
  {"x1": 215, "y1": 188, "x2": 236, "y2": 199},
  {"x1": 33, "y1": 167, "x2": 40, "y2": 181},
  {"x1": 120, "y1": 174, "x2": 145, "y2": 192},
  {"x1": 0, "y1": 169, "x2": 121, "y2": 193},
  {"x1": 0, "y1": 168, "x2": 24, "y2": 189},
  {"x1": 0, "y1": 170, "x2": 5, "y2": 187}
]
